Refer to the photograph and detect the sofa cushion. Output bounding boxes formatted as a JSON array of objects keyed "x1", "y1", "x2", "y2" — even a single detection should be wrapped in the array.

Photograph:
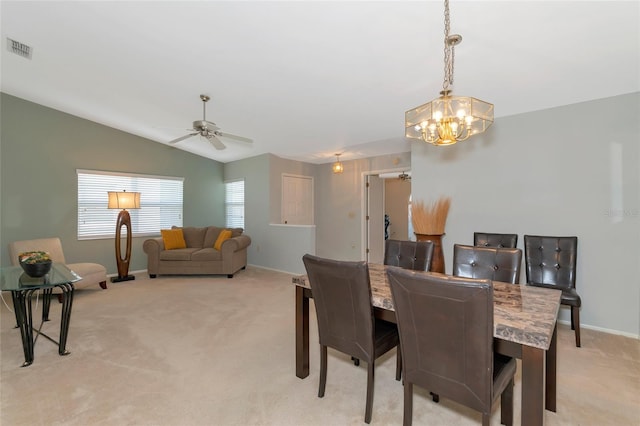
[
  {"x1": 159, "y1": 248, "x2": 200, "y2": 261},
  {"x1": 68, "y1": 262, "x2": 107, "y2": 286},
  {"x1": 214, "y1": 229, "x2": 233, "y2": 250},
  {"x1": 191, "y1": 248, "x2": 223, "y2": 261},
  {"x1": 203, "y1": 226, "x2": 224, "y2": 248},
  {"x1": 202, "y1": 226, "x2": 244, "y2": 247},
  {"x1": 161, "y1": 229, "x2": 186, "y2": 250},
  {"x1": 177, "y1": 226, "x2": 207, "y2": 248},
  {"x1": 230, "y1": 227, "x2": 244, "y2": 237}
]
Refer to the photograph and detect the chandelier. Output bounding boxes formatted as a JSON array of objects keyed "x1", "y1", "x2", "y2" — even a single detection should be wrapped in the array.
[{"x1": 405, "y1": 0, "x2": 493, "y2": 146}]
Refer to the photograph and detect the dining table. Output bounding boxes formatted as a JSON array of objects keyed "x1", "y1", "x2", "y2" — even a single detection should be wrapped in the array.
[{"x1": 293, "y1": 263, "x2": 562, "y2": 426}]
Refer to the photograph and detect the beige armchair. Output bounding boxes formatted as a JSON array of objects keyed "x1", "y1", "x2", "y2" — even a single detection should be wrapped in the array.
[{"x1": 9, "y1": 237, "x2": 107, "y2": 300}]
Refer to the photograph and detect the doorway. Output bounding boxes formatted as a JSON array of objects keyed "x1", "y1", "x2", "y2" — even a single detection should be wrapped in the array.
[{"x1": 364, "y1": 170, "x2": 411, "y2": 262}]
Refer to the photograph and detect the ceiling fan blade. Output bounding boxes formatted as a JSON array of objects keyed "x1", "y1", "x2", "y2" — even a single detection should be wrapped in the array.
[
  {"x1": 168, "y1": 133, "x2": 198, "y2": 144},
  {"x1": 206, "y1": 135, "x2": 226, "y2": 150},
  {"x1": 216, "y1": 131, "x2": 253, "y2": 144}
]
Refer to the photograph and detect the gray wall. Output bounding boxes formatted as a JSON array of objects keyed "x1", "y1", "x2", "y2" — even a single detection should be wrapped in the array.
[
  {"x1": 224, "y1": 153, "x2": 316, "y2": 274},
  {"x1": 410, "y1": 92, "x2": 640, "y2": 337},
  {"x1": 1, "y1": 93, "x2": 225, "y2": 273},
  {"x1": 3, "y1": 91, "x2": 638, "y2": 336},
  {"x1": 385, "y1": 178, "x2": 411, "y2": 240},
  {"x1": 314, "y1": 152, "x2": 411, "y2": 261}
]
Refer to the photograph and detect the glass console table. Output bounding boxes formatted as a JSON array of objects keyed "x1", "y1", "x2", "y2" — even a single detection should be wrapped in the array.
[{"x1": 1, "y1": 263, "x2": 80, "y2": 367}]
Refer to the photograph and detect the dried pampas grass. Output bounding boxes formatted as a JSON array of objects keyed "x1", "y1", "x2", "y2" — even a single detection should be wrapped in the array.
[{"x1": 411, "y1": 196, "x2": 451, "y2": 235}]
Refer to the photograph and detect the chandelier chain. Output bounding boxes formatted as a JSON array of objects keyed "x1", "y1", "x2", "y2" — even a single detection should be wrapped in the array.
[{"x1": 443, "y1": 0, "x2": 455, "y2": 91}]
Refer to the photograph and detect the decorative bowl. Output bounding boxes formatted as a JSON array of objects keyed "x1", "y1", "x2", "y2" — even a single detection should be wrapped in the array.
[
  {"x1": 18, "y1": 251, "x2": 53, "y2": 278},
  {"x1": 20, "y1": 260, "x2": 52, "y2": 278}
]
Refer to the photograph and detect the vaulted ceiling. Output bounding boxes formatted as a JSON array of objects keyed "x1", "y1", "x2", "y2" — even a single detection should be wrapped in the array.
[{"x1": 2, "y1": 1, "x2": 638, "y2": 164}]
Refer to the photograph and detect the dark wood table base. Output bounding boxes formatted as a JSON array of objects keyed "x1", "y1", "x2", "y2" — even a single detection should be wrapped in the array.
[{"x1": 295, "y1": 285, "x2": 557, "y2": 426}]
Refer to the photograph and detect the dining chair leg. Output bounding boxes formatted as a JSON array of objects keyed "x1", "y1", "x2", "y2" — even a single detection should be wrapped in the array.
[
  {"x1": 318, "y1": 345, "x2": 327, "y2": 397},
  {"x1": 572, "y1": 306, "x2": 581, "y2": 347},
  {"x1": 570, "y1": 307, "x2": 575, "y2": 330},
  {"x1": 403, "y1": 381, "x2": 413, "y2": 426},
  {"x1": 365, "y1": 361, "x2": 375, "y2": 424},
  {"x1": 500, "y1": 377, "x2": 514, "y2": 426},
  {"x1": 396, "y1": 346, "x2": 402, "y2": 381},
  {"x1": 482, "y1": 412, "x2": 490, "y2": 426}
]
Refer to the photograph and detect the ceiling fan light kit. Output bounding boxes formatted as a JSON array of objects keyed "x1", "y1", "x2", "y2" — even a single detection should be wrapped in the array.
[
  {"x1": 405, "y1": 0, "x2": 493, "y2": 147},
  {"x1": 168, "y1": 94, "x2": 253, "y2": 150},
  {"x1": 398, "y1": 171, "x2": 411, "y2": 181}
]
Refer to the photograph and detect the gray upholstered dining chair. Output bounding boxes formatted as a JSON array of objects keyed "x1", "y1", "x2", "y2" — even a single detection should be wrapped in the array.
[
  {"x1": 474, "y1": 232, "x2": 518, "y2": 248},
  {"x1": 384, "y1": 239, "x2": 435, "y2": 271},
  {"x1": 387, "y1": 268, "x2": 516, "y2": 426},
  {"x1": 524, "y1": 235, "x2": 581, "y2": 347},
  {"x1": 453, "y1": 244, "x2": 522, "y2": 284},
  {"x1": 365, "y1": 239, "x2": 433, "y2": 370},
  {"x1": 301, "y1": 254, "x2": 401, "y2": 424}
]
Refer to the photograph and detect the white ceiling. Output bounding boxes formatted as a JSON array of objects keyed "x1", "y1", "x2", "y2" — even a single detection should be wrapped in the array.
[{"x1": 2, "y1": 1, "x2": 638, "y2": 164}]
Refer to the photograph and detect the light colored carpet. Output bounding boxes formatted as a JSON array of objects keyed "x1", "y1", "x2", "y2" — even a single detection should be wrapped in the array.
[{"x1": 1, "y1": 266, "x2": 638, "y2": 425}]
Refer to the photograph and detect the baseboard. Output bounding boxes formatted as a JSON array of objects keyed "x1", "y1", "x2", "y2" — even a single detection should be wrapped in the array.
[
  {"x1": 556, "y1": 319, "x2": 639, "y2": 339},
  {"x1": 245, "y1": 263, "x2": 301, "y2": 275},
  {"x1": 106, "y1": 269, "x2": 146, "y2": 278}
]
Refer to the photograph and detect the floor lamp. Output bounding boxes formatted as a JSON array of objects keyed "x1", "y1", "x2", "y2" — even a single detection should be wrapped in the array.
[{"x1": 108, "y1": 190, "x2": 140, "y2": 283}]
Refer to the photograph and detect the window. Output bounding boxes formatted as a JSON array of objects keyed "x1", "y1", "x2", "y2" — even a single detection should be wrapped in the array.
[
  {"x1": 225, "y1": 179, "x2": 245, "y2": 229},
  {"x1": 77, "y1": 169, "x2": 184, "y2": 240}
]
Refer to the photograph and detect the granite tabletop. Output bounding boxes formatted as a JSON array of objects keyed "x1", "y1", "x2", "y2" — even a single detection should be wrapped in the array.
[{"x1": 293, "y1": 263, "x2": 561, "y2": 350}]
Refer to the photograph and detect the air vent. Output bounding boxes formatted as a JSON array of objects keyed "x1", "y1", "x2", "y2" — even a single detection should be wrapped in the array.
[{"x1": 7, "y1": 37, "x2": 32, "y2": 59}]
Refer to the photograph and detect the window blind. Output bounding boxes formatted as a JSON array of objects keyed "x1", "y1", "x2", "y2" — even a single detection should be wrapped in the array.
[
  {"x1": 77, "y1": 169, "x2": 184, "y2": 240},
  {"x1": 225, "y1": 179, "x2": 245, "y2": 229}
]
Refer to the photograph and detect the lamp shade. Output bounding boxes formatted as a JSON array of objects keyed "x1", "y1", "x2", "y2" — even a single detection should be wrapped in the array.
[{"x1": 108, "y1": 191, "x2": 140, "y2": 209}]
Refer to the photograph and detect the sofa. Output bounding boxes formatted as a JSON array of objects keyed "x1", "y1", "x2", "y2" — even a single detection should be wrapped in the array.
[{"x1": 143, "y1": 226, "x2": 251, "y2": 278}]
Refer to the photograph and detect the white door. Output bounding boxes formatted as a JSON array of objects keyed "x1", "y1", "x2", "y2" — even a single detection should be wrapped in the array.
[
  {"x1": 367, "y1": 175, "x2": 384, "y2": 263},
  {"x1": 282, "y1": 174, "x2": 314, "y2": 225}
]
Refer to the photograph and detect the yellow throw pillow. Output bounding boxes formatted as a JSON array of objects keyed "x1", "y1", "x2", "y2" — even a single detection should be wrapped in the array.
[
  {"x1": 161, "y1": 229, "x2": 186, "y2": 250},
  {"x1": 214, "y1": 229, "x2": 233, "y2": 251}
]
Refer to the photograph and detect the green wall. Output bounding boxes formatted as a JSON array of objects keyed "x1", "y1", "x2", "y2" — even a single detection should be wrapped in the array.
[{"x1": 0, "y1": 93, "x2": 225, "y2": 274}]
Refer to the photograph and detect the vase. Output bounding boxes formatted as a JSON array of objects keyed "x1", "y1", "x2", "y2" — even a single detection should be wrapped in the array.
[{"x1": 415, "y1": 233, "x2": 445, "y2": 273}]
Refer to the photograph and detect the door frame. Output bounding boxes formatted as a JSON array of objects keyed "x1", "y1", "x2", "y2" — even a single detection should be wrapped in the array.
[
  {"x1": 281, "y1": 173, "x2": 314, "y2": 225},
  {"x1": 360, "y1": 167, "x2": 411, "y2": 261}
]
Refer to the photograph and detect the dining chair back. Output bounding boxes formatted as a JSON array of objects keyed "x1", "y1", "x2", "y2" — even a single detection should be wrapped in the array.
[
  {"x1": 453, "y1": 244, "x2": 522, "y2": 284},
  {"x1": 473, "y1": 232, "x2": 518, "y2": 248},
  {"x1": 524, "y1": 235, "x2": 582, "y2": 346},
  {"x1": 302, "y1": 254, "x2": 401, "y2": 424},
  {"x1": 384, "y1": 239, "x2": 434, "y2": 271},
  {"x1": 387, "y1": 268, "x2": 516, "y2": 426}
]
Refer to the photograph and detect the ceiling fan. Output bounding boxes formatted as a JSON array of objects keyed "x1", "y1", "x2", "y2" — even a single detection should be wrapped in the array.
[
  {"x1": 168, "y1": 94, "x2": 252, "y2": 150},
  {"x1": 399, "y1": 171, "x2": 411, "y2": 181}
]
